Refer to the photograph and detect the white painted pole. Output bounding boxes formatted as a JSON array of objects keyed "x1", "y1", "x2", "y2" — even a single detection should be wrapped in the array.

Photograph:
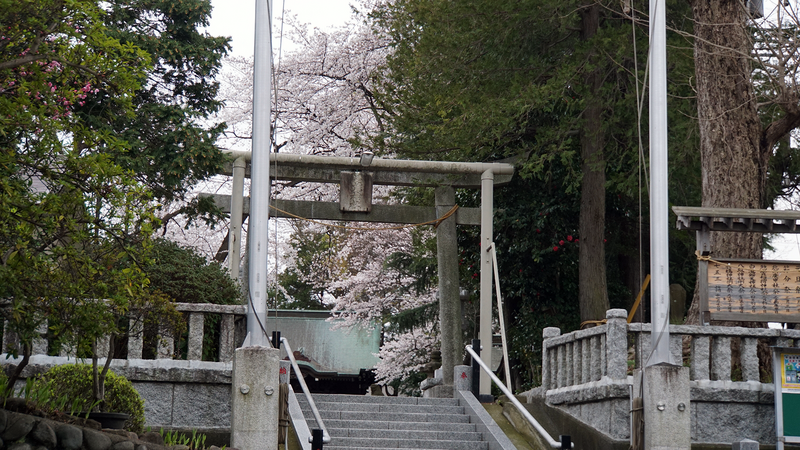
[
  {"x1": 247, "y1": 0, "x2": 272, "y2": 347},
  {"x1": 479, "y1": 170, "x2": 493, "y2": 395},
  {"x1": 229, "y1": 156, "x2": 246, "y2": 281},
  {"x1": 648, "y1": 0, "x2": 671, "y2": 365}
]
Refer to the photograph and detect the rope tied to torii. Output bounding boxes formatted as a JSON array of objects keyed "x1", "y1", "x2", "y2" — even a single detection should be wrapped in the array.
[{"x1": 268, "y1": 203, "x2": 460, "y2": 231}]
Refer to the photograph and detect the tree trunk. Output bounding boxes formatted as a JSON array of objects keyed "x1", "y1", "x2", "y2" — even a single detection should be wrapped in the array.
[
  {"x1": 686, "y1": 0, "x2": 766, "y2": 324},
  {"x1": 578, "y1": 3, "x2": 610, "y2": 322}
]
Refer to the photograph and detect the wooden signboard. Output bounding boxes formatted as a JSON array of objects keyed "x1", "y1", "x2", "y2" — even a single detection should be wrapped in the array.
[{"x1": 701, "y1": 258, "x2": 800, "y2": 323}]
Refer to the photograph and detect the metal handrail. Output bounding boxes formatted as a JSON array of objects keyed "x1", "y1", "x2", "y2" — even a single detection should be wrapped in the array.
[
  {"x1": 465, "y1": 344, "x2": 573, "y2": 449},
  {"x1": 281, "y1": 337, "x2": 331, "y2": 444}
]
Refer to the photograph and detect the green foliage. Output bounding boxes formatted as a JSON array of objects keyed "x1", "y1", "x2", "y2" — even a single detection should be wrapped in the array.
[
  {"x1": 34, "y1": 364, "x2": 146, "y2": 433},
  {"x1": 96, "y1": 0, "x2": 231, "y2": 221},
  {"x1": 145, "y1": 239, "x2": 243, "y2": 305},
  {"x1": 160, "y1": 428, "x2": 212, "y2": 449}
]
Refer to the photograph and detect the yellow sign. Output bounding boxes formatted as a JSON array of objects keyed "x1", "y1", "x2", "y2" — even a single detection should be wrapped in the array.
[{"x1": 782, "y1": 353, "x2": 800, "y2": 390}]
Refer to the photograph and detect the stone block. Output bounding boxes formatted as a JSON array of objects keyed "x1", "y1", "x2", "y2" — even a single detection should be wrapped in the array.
[
  {"x1": 172, "y1": 383, "x2": 231, "y2": 428},
  {"x1": 732, "y1": 439, "x2": 759, "y2": 450},
  {"x1": 132, "y1": 382, "x2": 173, "y2": 427}
]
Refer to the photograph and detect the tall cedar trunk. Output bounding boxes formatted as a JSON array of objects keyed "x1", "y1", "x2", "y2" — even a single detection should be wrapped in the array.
[
  {"x1": 686, "y1": 0, "x2": 766, "y2": 324},
  {"x1": 578, "y1": 3, "x2": 610, "y2": 322}
]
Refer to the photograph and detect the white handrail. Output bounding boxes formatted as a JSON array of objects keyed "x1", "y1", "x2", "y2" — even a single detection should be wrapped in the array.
[
  {"x1": 465, "y1": 344, "x2": 572, "y2": 449},
  {"x1": 281, "y1": 337, "x2": 331, "y2": 444}
]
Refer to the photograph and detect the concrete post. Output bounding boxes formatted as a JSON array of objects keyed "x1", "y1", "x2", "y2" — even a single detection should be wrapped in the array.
[
  {"x1": 541, "y1": 327, "x2": 560, "y2": 390},
  {"x1": 479, "y1": 170, "x2": 493, "y2": 396},
  {"x1": 128, "y1": 316, "x2": 143, "y2": 359},
  {"x1": 188, "y1": 312, "x2": 205, "y2": 361},
  {"x1": 454, "y1": 364, "x2": 471, "y2": 394},
  {"x1": 605, "y1": 309, "x2": 628, "y2": 380},
  {"x1": 436, "y1": 186, "x2": 459, "y2": 386},
  {"x1": 229, "y1": 156, "x2": 246, "y2": 281},
  {"x1": 231, "y1": 346, "x2": 281, "y2": 450},
  {"x1": 641, "y1": 364, "x2": 690, "y2": 450}
]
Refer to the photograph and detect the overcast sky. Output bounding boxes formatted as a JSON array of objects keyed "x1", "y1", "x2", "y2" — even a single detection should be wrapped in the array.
[{"x1": 207, "y1": 0, "x2": 354, "y2": 56}]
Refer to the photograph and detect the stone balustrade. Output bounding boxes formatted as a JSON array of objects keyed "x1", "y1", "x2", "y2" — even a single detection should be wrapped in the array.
[
  {"x1": 2, "y1": 303, "x2": 246, "y2": 363},
  {"x1": 542, "y1": 308, "x2": 800, "y2": 391},
  {"x1": 538, "y1": 308, "x2": 800, "y2": 445}
]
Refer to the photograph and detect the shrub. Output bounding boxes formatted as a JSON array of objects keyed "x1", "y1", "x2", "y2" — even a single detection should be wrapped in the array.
[{"x1": 33, "y1": 364, "x2": 145, "y2": 433}]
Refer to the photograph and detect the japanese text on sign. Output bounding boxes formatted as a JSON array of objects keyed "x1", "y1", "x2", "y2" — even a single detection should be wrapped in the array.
[{"x1": 707, "y1": 261, "x2": 800, "y2": 316}]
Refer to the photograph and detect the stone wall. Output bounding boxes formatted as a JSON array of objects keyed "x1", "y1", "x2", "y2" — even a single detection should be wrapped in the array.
[{"x1": 3, "y1": 355, "x2": 233, "y2": 433}]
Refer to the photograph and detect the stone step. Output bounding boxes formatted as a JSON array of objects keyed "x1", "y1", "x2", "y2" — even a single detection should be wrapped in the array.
[
  {"x1": 304, "y1": 393, "x2": 460, "y2": 406},
  {"x1": 330, "y1": 427, "x2": 484, "y2": 441},
  {"x1": 307, "y1": 409, "x2": 472, "y2": 424},
  {"x1": 298, "y1": 400, "x2": 465, "y2": 415},
  {"x1": 322, "y1": 419, "x2": 478, "y2": 433},
  {"x1": 326, "y1": 437, "x2": 489, "y2": 450}
]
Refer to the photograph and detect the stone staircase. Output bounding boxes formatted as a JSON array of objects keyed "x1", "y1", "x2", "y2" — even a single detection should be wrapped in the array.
[{"x1": 296, "y1": 393, "x2": 491, "y2": 450}]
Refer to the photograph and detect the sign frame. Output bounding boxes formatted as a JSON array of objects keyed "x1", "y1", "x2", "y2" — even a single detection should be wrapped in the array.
[
  {"x1": 700, "y1": 258, "x2": 800, "y2": 324},
  {"x1": 773, "y1": 347, "x2": 800, "y2": 450}
]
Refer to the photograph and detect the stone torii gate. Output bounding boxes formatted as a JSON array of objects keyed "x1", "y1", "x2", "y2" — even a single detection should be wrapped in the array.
[{"x1": 213, "y1": 150, "x2": 513, "y2": 394}]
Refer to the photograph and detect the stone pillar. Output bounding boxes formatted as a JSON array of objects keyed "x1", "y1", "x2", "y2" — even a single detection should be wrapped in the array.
[
  {"x1": 219, "y1": 314, "x2": 235, "y2": 362},
  {"x1": 3, "y1": 321, "x2": 18, "y2": 354},
  {"x1": 454, "y1": 364, "x2": 471, "y2": 394},
  {"x1": 641, "y1": 364, "x2": 690, "y2": 450},
  {"x1": 741, "y1": 337, "x2": 760, "y2": 382},
  {"x1": 541, "y1": 327, "x2": 560, "y2": 390},
  {"x1": 32, "y1": 322, "x2": 48, "y2": 356},
  {"x1": 188, "y1": 313, "x2": 205, "y2": 361},
  {"x1": 95, "y1": 335, "x2": 110, "y2": 359},
  {"x1": 157, "y1": 324, "x2": 174, "y2": 360},
  {"x1": 479, "y1": 170, "x2": 493, "y2": 396},
  {"x1": 436, "y1": 186, "x2": 460, "y2": 386},
  {"x1": 710, "y1": 336, "x2": 731, "y2": 381},
  {"x1": 128, "y1": 316, "x2": 143, "y2": 360},
  {"x1": 690, "y1": 335, "x2": 710, "y2": 381},
  {"x1": 606, "y1": 309, "x2": 628, "y2": 380},
  {"x1": 231, "y1": 346, "x2": 281, "y2": 450}
]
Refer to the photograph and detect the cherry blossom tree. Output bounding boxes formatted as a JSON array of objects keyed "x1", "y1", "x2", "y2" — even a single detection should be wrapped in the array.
[{"x1": 206, "y1": 2, "x2": 444, "y2": 386}]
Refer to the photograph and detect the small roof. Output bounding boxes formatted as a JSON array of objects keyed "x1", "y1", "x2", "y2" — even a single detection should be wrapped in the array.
[{"x1": 673, "y1": 206, "x2": 800, "y2": 234}]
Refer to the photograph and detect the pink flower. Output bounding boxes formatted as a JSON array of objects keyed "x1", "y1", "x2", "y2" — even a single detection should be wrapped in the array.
[
  {"x1": 559, "y1": 240, "x2": 565, "y2": 246},
  {"x1": 567, "y1": 235, "x2": 573, "y2": 242},
  {"x1": 553, "y1": 246, "x2": 559, "y2": 252}
]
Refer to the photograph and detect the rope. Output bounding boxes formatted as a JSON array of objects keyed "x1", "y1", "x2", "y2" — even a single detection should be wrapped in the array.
[
  {"x1": 694, "y1": 250, "x2": 728, "y2": 266},
  {"x1": 269, "y1": 204, "x2": 460, "y2": 231}
]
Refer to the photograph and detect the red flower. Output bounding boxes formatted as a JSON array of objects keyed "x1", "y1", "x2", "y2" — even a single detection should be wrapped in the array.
[
  {"x1": 559, "y1": 240, "x2": 565, "y2": 246},
  {"x1": 604, "y1": 239, "x2": 607, "y2": 243},
  {"x1": 536, "y1": 229, "x2": 541, "y2": 233},
  {"x1": 553, "y1": 246, "x2": 559, "y2": 252},
  {"x1": 567, "y1": 235, "x2": 573, "y2": 242},
  {"x1": 575, "y1": 238, "x2": 579, "y2": 243}
]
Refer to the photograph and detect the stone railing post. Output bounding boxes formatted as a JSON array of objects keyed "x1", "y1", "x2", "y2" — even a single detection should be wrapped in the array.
[
  {"x1": 542, "y1": 327, "x2": 560, "y2": 390},
  {"x1": 219, "y1": 314, "x2": 235, "y2": 362},
  {"x1": 741, "y1": 337, "x2": 760, "y2": 382},
  {"x1": 690, "y1": 335, "x2": 710, "y2": 381},
  {"x1": 95, "y1": 335, "x2": 110, "y2": 359},
  {"x1": 581, "y1": 337, "x2": 591, "y2": 383},
  {"x1": 591, "y1": 335, "x2": 602, "y2": 381},
  {"x1": 710, "y1": 336, "x2": 731, "y2": 381},
  {"x1": 573, "y1": 338, "x2": 582, "y2": 385},
  {"x1": 187, "y1": 312, "x2": 205, "y2": 361},
  {"x1": 3, "y1": 320, "x2": 18, "y2": 354},
  {"x1": 605, "y1": 309, "x2": 628, "y2": 380},
  {"x1": 128, "y1": 315, "x2": 143, "y2": 359},
  {"x1": 157, "y1": 324, "x2": 174, "y2": 360},
  {"x1": 32, "y1": 321, "x2": 48, "y2": 356}
]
